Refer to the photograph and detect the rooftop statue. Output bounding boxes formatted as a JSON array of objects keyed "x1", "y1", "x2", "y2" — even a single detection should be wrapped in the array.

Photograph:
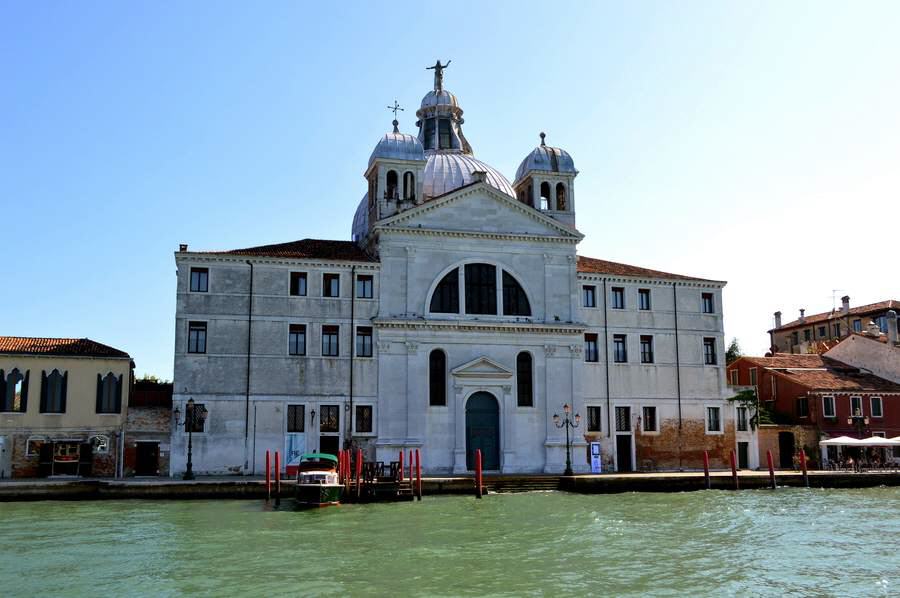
[{"x1": 426, "y1": 60, "x2": 451, "y2": 92}]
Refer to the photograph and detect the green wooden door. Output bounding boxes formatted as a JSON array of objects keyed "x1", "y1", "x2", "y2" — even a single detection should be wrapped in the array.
[{"x1": 466, "y1": 392, "x2": 500, "y2": 470}]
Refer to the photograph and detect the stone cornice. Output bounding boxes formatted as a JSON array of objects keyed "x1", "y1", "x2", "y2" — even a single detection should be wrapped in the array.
[
  {"x1": 576, "y1": 272, "x2": 725, "y2": 288},
  {"x1": 376, "y1": 226, "x2": 579, "y2": 244},
  {"x1": 174, "y1": 253, "x2": 380, "y2": 270},
  {"x1": 373, "y1": 318, "x2": 584, "y2": 335}
]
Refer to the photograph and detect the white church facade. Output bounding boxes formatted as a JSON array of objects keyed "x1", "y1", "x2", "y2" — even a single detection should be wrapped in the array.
[{"x1": 170, "y1": 68, "x2": 744, "y2": 476}]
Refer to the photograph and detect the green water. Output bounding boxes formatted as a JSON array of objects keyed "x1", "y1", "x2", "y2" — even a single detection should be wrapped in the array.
[{"x1": 1, "y1": 488, "x2": 899, "y2": 597}]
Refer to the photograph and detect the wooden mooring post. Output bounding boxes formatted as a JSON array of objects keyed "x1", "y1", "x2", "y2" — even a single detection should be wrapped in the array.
[
  {"x1": 356, "y1": 449, "x2": 363, "y2": 500},
  {"x1": 398, "y1": 450, "x2": 404, "y2": 482},
  {"x1": 274, "y1": 451, "x2": 281, "y2": 507},
  {"x1": 415, "y1": 449, "x2": 422, "y2": 501},
  {"x1": 730, "y1": 449, "x2": 739, "y2": 490},
  {"x1": 703, "y1": 450, "x2": 711, "y2": 490},
  {"x1": 475, "y1": 449, "x2": 483, "y2": 499},
  {"x1": 800, "y1": 449, "x2": 809, "y2": 488},
  {"x1": 767, "y1": 450, "x2": 776, "y2": 489},
  {"x1": 265, "y1": 450, "x2": 271, "y2": 501}
]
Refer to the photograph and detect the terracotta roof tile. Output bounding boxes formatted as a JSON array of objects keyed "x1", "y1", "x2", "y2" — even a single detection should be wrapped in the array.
[
  {"x1": 736, "y1": 354, "x2": 900, "y2": 393},
  {"x1": 740, "y1": 354, "x2": 827, "y2": 369},
  {"x1": 216, "y1": 239, "x2": 375, "y2": 262},
  {"x1": 576, "y1": 256, "x2": 719, "y2": 282},
  {"x1": 774, "y1": 299, "x2": 899, "y2": 331},
  {"x1": 0, "y1": 337, "x2": 130, "y2": 358}
]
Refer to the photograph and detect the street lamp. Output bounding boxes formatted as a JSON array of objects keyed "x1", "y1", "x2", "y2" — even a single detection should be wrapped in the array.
[
  {"x1": 553, "y1": 403, "x2": 581, "y2": 476},
  {"x1": 175, "y1": 398, "x2": 207, "y2": 481}
]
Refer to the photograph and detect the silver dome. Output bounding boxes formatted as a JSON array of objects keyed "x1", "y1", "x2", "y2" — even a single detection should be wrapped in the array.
[
  {"x1": 420, "y1": 90, "x2": 460, "y2": 109},
  {"x1": 368, "y1": 131, "x2": 425, "y2": 167},
  {"x1": 514, "y1": 144, "x2": 576, "y2": 183},
  {"x1": 351, "y1": 193, "x2": 369, "y2": 242},
  {"x1": 423, "y1": 152, "x2": 515, "y2": 199}
]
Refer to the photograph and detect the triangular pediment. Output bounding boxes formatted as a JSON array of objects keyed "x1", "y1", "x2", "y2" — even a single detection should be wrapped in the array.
[
  {"x1": 374, "y1": 182, "x2": 583, "y2": 241},
  {"x1": 451, "y1": 356, "x2": 513, "y2": 379}
]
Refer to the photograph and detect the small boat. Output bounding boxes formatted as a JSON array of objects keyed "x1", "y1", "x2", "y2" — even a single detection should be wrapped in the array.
[{"x1": 294, "y1": 453, "x2": 342, "y2": 508}]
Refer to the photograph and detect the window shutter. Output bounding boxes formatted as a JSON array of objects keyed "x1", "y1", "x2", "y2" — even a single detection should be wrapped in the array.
[
  {"x1": 40, "y1": 370, "x2": 48, "y2": 413},
  {"x1": 60, "y1": 371, "x2": 68, "y2": 413},
  {"x1": 0, "y1": 369, "x2": 5, "y2": 410},
  {"x1": 115, "y1": 374, "x2": 123, "y2": 413},
  {"x1": 21, "y1": 370, "x2": 29, "y2": 412},
  {"x1": 96, "y1": 374, "x2": 103, "y2": 413}
]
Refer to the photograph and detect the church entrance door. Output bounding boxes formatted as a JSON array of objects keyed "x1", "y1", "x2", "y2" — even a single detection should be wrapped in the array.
[{"x1": 465, "y1": 392, "x2": 500, "y2": 471}]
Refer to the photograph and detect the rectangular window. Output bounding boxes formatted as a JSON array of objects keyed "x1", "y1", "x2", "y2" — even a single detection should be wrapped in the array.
[
  {"x1": 288, "y1": 324, "x2": 306, "y2": 356},
  {"x1": 701, "y1": 292, "x2": 714, "y2": 314},
  {"x1": 822, "y1": 395, "x2": 836, "y2": 418},
  {"x1": 287, "y1": 404, "x2": 305, "y2": 433},
  {"x1": 729, "y1": 369, "x2": 738, "y2": 385},
  {"x1": 818, "y1": 326, "x2": 826, "y2": 338},
  {"x1": 355, "y1": 326, "x2": 373, "y2": 357},
  {"x1": 804, "y1": 329, "x2": 811, "y2": 342},
  {"x1": 587, "y1": 406, "x2": 602, "y2": 432},
  {"x1": 184, "y1": 403, "x2": 207, "y2": 433},
  {"x1": 706, "y1": 407, "x2": 721, "y2": 433},
  {"x1": 611, "y1": 287, "x2": 625, "y2": 309},
  {"x1": 642, "y1": 406, "x2": 656, "y2": 432},
  {"x1": 749, "y1": 368, "x2": 758, "y2": 386},
  {"x1": 189, "y1": 267, "x2": 208, "y2": 292},
  {"x1": 791, "y1": 331, "x2": 799, "y2": 346},
  {"x1": 355, "y1": 405, "x2": 373, "y2": 433},
  {"x1": 737, "y1": 407, "x2": 748, "y2": 432},
  {"x1": 582, "y1": 285, "x2": 596, "y2": 308},
  {"x1": 703, "y1": 338, "x2": 717, "y2": 365},
  {"x1": 319, "y1": 405, "x2": 339, "y2": 433},
  {"x1": 871, "y1": 396, "x2": 883, "y2": 418},
  {"x1": 356, "y1": 275, "x2": 373, "y2": 299},
  {"x1": 584, "y1": 334, "x2": 599, "y2": 363},
  {"x1": 850, "y1": 395, "x2": 862, "y2": 416},
  {"x1": 438, "y1": 118, "x2": 452, "y2": 149},
  {"x1": 323, "y1": 273, "x2": 340, "y2": 298},
  {"x1": 615, "y1": 406, "x2": 631, "y2": 432},
  {"x1": 796, "y1": 396, "x2": 809, "y2": 418},
  {"x1": 638, "y1": 288, "x2": 651, "y2": 311},
  {"x1": 640, "y1": 335, "x2": 654, "y2": 364},
  {"x1": 322, "y1": 325, "x2": 339, "y2": 357},
  {"x1": 188, "y1": 322, "x2": 207, "y2": 354},
  {"x1": 875, "y1": 315, "x2": 887, "y2": 333},
  {"x1": 614, "y1": 335, "x2": 627, "y2": 363},
  {"x1": 833, "y1": 323, "x2": 841, "y2": 337},
  {"x1": 290, "y1": 272, "x2": 307, "y2": 296}
]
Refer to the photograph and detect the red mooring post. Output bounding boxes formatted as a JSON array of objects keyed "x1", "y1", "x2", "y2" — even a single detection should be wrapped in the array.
[
  {"x1": 800, "y1": 449, "x2": 809, "y2": 488},
  {"x1": 766, "y1": 450, "x2": 776, "y2": 489},
  {"x1": 408, "y1": 450, "x2": 413, "y2": 483},
  {"x1": 274, "y1": 451, "x2": 281, "y2": 506},
  {"x1": 475, "y1": 449, "x2": 483, "y2": 499},
  {"x1": 703, "y1": 450, "x2": 711, "y2": 490},
  {"x1": 265, "y1": 449, "x2": 271, "y2": 501},
  {"x1": 339, "y1": 450, "x2": 344, "y2": 483},
  {"x1": 398, "y1": 450, "x2": 404, "y2": 482},
  {"x1": 730, "y1": 449, "x2": 739, "y2": 490},
  {"x1": 356, "y1": 448, "x2": 363, "y2": 500},
  {"x1": 415, "y1": 448, "x2": 422, "y2": 501}
]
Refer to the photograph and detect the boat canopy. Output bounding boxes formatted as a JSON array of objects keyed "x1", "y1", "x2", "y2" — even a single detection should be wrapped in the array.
[{"x1": 301, "y1": 452, "x2": 339, "y2": 463}]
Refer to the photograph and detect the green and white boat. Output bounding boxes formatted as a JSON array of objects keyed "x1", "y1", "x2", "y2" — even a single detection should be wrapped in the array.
[{"x1": 294, "y1": 453, "x2": 342, "y2": 508}]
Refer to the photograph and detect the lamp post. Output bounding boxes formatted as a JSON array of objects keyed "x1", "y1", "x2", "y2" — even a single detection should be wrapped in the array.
[
  {"x1": 176, "y1": 398, "x2": 207, "y2": 481},
  {"x1": 847, "y1": 408, "x2": 869, "y2": 438},
  {"x1": 553, "y1": 403, "x2": 581, "y2": 476}
]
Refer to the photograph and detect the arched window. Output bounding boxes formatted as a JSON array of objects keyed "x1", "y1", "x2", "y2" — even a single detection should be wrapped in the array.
[
  {"x1": 556, "y1": 183, "x2": 567, "y2": 211},
  {"x1": 438, "y1": 119, "x2": 452, "y2": 149},
  {"x1": 41, "y1": 369, "x2": 67, "y2": 413},
  {"x1": 429, "y1": 268, "x2": 459, "y2": 313},
  {"x1": 540, "y1": 182, "x2": 551, "y2": 209},
  {"x1": 424, "y1": 119, "x2": 436, "y2": 150},
  {"x1": 502, "y1": 272, "x2": 531, "y2": 316},
  {"x1": 385, "y1": 170, "x2": 398, "y2": 200},
  {"x1": 429, "y1": 350, "x2": 447, "y2": 406},
  {"x1": 1, "y1": 368, "x2": 28, "y2": 413},
  {"x1": 527, "y1": 183, "x2": 533, "y2": 207},
  {"x1": 464, "y1": 263, "x2": 497, "y2": 315},
  {"x1": 96, "y1": 372, "x2": 122, "y2": 414},
  {"x1": 403, "y1": 172, "x2": 415, "y2": 200},
  {"x1": 516, "y1": 352, "x2": 533, "y2": 407}
]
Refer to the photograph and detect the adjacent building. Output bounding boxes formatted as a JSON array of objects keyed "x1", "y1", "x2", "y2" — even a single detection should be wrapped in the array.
[
  {"x1": 0, "y1": 337, "x2": 133, "y2": 478},
  {"x1": 171, "y1": 69, "x2": 738, "y2": 476},
  {"x1": 122, "y1": 380, "x2": 173, "y2": 476}
]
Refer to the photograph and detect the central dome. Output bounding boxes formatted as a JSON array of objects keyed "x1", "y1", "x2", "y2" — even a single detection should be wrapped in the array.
[{"x1": 423, "y1": 153, "x2": 514, "y2": 198}]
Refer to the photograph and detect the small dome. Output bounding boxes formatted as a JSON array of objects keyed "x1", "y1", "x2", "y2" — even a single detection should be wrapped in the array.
[
  {"x1": 423, "y1": 153, "x2": 515, "y2": 199},
  {"x1": 351, "y1": 193, "x2": 369, "y2": 242},
  {"x1": 514, "y1": 135, "x2": 576, "y2": 183},
  {"x1": 420, "y1": 90, "x2": 460, "y2": 110},
  {"x1": 368, "y1": 131, "x2": 425, "y2": 167}
]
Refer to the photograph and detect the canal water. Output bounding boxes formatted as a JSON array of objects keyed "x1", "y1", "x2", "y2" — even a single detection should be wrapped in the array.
[{"x1": 2, "y1": 488, "x2": 898, "y2": 597}]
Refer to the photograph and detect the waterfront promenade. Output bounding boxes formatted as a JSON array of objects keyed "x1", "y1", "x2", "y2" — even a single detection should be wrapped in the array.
[{"x1": 2, "y1": 469, "x2": 899, "y2": 501}]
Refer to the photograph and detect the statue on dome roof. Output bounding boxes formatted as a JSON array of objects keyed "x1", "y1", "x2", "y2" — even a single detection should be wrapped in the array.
[{"x1": 426, "y1": 59, "x2": 451, "y2": 92}]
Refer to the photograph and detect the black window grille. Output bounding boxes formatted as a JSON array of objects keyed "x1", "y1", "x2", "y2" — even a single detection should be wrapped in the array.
[
  {"x1": 502, "y1": 271, "x2": 531, "y2": 316},
  {"x1": 587, "y1": 406, "x2": 602, "y2": 432},
  {"x1": 464, "y1": 263, "x2": 497, "y2": 315},
  {"x1": 642, "y1": 406, "x2": 656, "y2": 432},
  {"x1": 287, "y1": 405, "x2": 305, "y2": 433},
  {"x1": 319, "y1": 405, "x2": 339, "y2": 433},
  {"x1": 429, "y1": 269, "x2": 459, "y2": 313},
  {"x1": 615, "y1": 406, "x2": 630, "y2": 432},
  {"x1": 355, "y1": 405, "x2": 373, "y2": 433}
]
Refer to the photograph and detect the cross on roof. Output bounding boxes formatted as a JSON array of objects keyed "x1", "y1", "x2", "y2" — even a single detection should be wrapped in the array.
[{"x1": 387, "y1": 100, "x2": 404, "y2": 119}]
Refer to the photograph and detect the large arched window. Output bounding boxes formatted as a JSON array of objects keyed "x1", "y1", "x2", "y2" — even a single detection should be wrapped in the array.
[
  {"x1": 403, "y1": 172, "x2": 415, "y2": 200},
  {"x1": 385, "y1": 170, "x2": 399, "y2": 199},
  {"x1": 503, "y1": 272, "x2": 531, "y2": 316},
  {"x1": 465, "y1": 263, "x2": 497, "y2": 315},
  {"x1": 429, "y1": 268, "x2": 459, "y2": 313},
  {"x1": 516, "y1": 352, "x2": 533, "y2": 407},
  {"x1": 429, "y1": 350, "x2": 447, "y2": 406},
  {"x1": 556, "y1": 183, "x2": 567, "y2": 211}
]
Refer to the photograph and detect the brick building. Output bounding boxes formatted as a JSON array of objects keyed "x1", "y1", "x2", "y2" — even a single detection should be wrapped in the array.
[
  {"x1": 123, "y1": 380, "x2": 173, "y2": 476},
  {"x1": 727, "y1": 353, "x2": 900, "y2": 467}
]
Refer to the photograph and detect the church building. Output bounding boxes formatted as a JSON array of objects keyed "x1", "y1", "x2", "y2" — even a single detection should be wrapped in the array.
[{"x1": 170, "y1": 66, "x2": 739, "y2": 475}]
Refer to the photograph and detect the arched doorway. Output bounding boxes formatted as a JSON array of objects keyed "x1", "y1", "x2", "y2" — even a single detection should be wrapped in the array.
[{"x1": 465, "y1": 392, "x2": 500, "y2": 470}]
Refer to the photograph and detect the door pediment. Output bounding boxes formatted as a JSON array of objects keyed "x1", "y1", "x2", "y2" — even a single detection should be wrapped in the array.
[{"x1": 451, "y1": 356, "x2": 513, "y2": 379}]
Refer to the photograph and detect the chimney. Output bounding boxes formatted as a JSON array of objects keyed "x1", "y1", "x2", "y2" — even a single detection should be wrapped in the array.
[
  {"x1": 798, "y1": 308, "x2": 806, "y2": 323},
  {"x1": 841, "y1": 295, "x2": 850, "y2": 315},
  {"x1": 179, "y1": 244, "x2": 188, "y2": 252},
  {"x1": 888, "y1": 310, "x2": 898, "y2": 345},
  {"x1": 774, "y1": 311, "x2": 782, "y2": 328}
]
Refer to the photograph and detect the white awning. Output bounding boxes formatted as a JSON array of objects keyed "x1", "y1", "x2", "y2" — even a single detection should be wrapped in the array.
[
  {"x1": 820, "y1": 435, "x2": 900, "y2": 447},
  {"x1": 819, "y1": 436, "x2": 865, "y2": 446}
]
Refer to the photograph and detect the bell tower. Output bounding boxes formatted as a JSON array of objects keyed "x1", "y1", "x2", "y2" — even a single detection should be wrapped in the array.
[{"x1": 513, "y1": 133, "x2": 578, "y2": 227}]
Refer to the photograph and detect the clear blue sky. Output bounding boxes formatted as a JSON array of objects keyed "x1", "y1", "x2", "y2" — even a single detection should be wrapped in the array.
[{"x1": 2, "y1": 2, "x2": 898, "y2": 379}]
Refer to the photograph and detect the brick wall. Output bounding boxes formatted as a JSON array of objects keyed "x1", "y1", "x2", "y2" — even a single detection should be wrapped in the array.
[{"x1": 636, "y1": 418, "x2": 736, "y2": 469}]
